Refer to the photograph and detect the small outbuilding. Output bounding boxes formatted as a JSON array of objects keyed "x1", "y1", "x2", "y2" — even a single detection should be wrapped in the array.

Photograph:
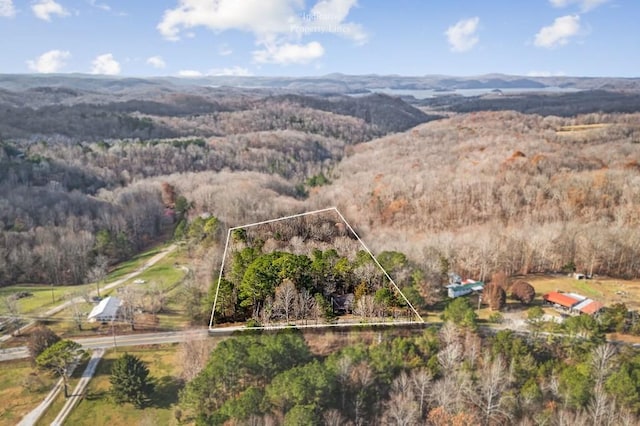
[{"x1": 87, "y1": 296, "x2": 122, "y2": 323}]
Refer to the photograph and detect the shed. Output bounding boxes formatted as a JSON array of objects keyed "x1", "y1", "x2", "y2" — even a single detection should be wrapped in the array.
[{"x1": 87, "y1": 296, "x2": 122, "y2": 323}]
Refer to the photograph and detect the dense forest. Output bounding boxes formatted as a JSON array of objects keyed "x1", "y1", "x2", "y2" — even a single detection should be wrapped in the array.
[
  {"x1": 1, "y1": 77, "x2": 640, "y2": 298},
  {"x1": 178, "y1": 316, "x2": 640, "y2": 425},
  {"x1": 210, "y1": 213, "x2": 425, "y2": 326},
  {"x1": 0, "y1": 86, "x2": 433, "y2": 286}
]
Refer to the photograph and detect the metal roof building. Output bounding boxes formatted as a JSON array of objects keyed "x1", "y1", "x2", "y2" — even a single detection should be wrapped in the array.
[
  {"x1": 543, "y1": 292, "x2": 604, "y2": 316},
  {"x1": 447, "y1": 281, "x2": 485, "y2": 298},
  {"x1": 542, "y1": 292, "x2": 580, "y2": 309},
  {"x1": 87, "y1": 296, "x2": 122, "y2": 323}
]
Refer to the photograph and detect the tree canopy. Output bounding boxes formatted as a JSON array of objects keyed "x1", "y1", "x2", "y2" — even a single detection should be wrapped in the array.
[
  {"x1": 110, "y1": 353, "x2": 155, "y2": 408},
  {"x1": 36, "y1": 339, "x2": 86, "y2": 397}
]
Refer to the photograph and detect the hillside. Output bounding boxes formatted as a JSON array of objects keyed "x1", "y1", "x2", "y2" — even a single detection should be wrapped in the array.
[
  {"x1": 310, "y1": 111, "x2": 640, "y2": 282},
  {"x1": 3, "y1": 73, "x2": 639, "y2": 94},
  {"x1": 1, "y1": 76, "x2": 640, "y2": 293}
]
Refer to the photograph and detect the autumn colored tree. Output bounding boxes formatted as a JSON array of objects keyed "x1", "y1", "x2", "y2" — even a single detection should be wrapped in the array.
[
  {"x1": 27, "y1": 325, "x2": 61, "y2": 360},
  {"x1": 490, "y1": 271, "x2": 509, "y2": 290},
  {"x1": 482, "y1": 283, "x2": 506, "y2": 311},
  {"x1": 160, "y1": 182, "x2": 176, "y2": 208},
  {"x1": 510, "y1": 280, "x2": 536, "y2": 305}
]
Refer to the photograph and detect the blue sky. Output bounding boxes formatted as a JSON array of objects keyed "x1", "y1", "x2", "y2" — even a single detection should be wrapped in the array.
[{"x1": 0, "y1": 0, "x2": 637, "y2": 77}]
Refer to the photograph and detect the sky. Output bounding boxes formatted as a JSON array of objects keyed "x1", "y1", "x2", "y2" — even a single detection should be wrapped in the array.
[{"x1": 0, "y1": 0, "x2": 638, "y2": 78}]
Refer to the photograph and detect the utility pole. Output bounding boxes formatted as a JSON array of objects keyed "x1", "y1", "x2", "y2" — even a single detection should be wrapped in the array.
[{"x1": 111, "y1": 319, "x2": 117, "y2": 352}]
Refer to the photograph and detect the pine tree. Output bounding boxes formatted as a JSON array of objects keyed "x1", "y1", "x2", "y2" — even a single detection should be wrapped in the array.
[{"x1": 110, "y1": 353, "x2": 154, "y2": 408}]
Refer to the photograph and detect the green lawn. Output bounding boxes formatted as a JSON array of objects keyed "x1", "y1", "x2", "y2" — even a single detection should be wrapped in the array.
[
  {"x1": 526, "y1": 274, "x2": 640, "y2": 309},
  {"x1": 121, "y1": 250, "x2": 185, "y2": 290},
  {"x1": 104, "y1": 245, "x2": 169, "y2": 283},
  {"x1": 34, "y1": 356, "x2": 92, "y2": 426},
  {"x1": 0, "y1": 244, "x2": 185, "y2": 342},
  {"x1": 0, "y1": 358, "x2": 57, "y2": 426},
  {"x1": 63, "y1": 344, "x2": 183, "y2": 426},
  {"x1": 0, "y1": 352, "x2": 91, "y2": 426},
  {"x1": 0, "y1": 244, "x2": 173, "y2": 320},
  {"x1": 0, "y1": 283, "x2": 95, "y2": 316}
]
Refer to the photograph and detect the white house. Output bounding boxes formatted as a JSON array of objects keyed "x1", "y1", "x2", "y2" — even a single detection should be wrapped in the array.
[
  {"x1": 87, "y1": 296, "x2": 122, "y2": 323},
  {"x1": 446, "y1": 280, "x2": 485, "y2": 298}
]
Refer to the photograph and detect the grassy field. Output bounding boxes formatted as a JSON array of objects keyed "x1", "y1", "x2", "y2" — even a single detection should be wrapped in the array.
[
  {"x1": 525, "y1": 274, "x2": 640, "y2": 310},
  {"x1": 103, "y1": 245, "x2": 169, "y2": 283},
  {"x1": 0, "y1": 358, "x2": 57, "y2": 426},
  {"x1": 63, "y1": 344, "x2": 183, "y2": 426},
  {"x1": 1, "y1": 244, "x2": 190, "y2": 344},
  {"x1": 0, "y1": 354, "x2": 91, "y2": 426},
  {"x1": 0, "y1": 244, "x2": 173, "y2": 321},
  {"x1": 0, "y1": 283, "x2": 95, "y2": 316},
  {"x1": 556, "y1": 123, "x2": 610, "y2": 133}
]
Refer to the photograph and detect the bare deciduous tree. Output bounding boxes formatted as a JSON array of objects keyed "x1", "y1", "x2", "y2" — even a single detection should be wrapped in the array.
[
  {"x1": 273, "y1": 279, "x2": 297, "y2": 323},
  {"x1": 178, "y1": 333, "x2": 213, "y2": 382},
  {"x1": 411, "y1": 368, "x2": 432, "y2": 419},
  {"x1": 466, "y1": 354, "x2": 513, "y2": 426},
  {"x1": 353, "y1": 294, "x2": 377, "y2": 319}
]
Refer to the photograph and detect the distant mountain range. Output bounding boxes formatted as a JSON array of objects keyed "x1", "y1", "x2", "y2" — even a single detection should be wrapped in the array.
[{"x1": 0, "y1": 73, "x2": 639, "y2": 96}]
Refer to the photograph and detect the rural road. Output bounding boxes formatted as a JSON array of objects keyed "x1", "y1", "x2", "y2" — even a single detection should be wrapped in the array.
[
  {"x1": 0, "y1": 244, "x2": 177, "y2": 343},
  {"x1": 0, "y1": 329, "x2": 209, "y2": 361}
]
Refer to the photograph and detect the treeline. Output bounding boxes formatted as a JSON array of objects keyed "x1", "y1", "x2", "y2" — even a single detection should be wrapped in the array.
[
  {"x1": 415, "y1": 90, "x2": 640, "y2": 117},
  {"x1": 0, "y1": 182, "x2": 167, "y2": 285},
  {"x1": 1, "y1": 87, "x2": 411, "y2": 286},
  {"x1": 179, "y1": 322, "x2": 640, "y2": 425},
  {"x1": 0, "y1": 89, "x2": 432, "y2": 142}
]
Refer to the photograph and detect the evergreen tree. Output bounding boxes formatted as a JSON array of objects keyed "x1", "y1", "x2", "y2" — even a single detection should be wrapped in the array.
[{"x1": 110, "y1": 353, "x2": 154, "y2": 408}]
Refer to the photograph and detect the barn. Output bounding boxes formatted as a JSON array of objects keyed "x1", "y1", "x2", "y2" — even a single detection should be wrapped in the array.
[{"x1": 87, "y1": 296, "x2": 122, "y2": 323}]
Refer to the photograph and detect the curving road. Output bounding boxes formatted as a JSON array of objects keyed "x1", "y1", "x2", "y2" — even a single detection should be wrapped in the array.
[{"x1": 0, "y1": 244, "x2": 177, "y2": 343}]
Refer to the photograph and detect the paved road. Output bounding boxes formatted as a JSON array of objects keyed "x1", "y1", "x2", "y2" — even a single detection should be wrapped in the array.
[
  {"x1": 80, "y1": 328, "x2": 209, "y2": 350},
  {"x1": 0, "y1": 328, "x2": 209, "y2": 362},
  {"x1": 0, "y1": 244, "x2": 177, "y2": 343}
]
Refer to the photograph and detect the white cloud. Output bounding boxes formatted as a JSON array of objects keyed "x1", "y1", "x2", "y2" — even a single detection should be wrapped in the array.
[
  {"x1": 0, "y1": 0, "x2": 16, "y2": 17},
  {"x1": 157, "y1": 0, "x2": 299, "y2": 41},
  {"x1": 26, "y1": 49, "x2": 70, "y2": 73},
  {"x1": 157, "y1": 0, "x2": 365, "y2": 65},
  {"x1": 534, "y1": 15, "x2": 581, "y2": 48},
  {"x1": 91, "y1": 53, "x2": 121, "y2": 75},
  {"x1": 253, "y1": 41, "x2": 325, "y2": 64},
  {"x1": 549, "y1": 0, "x2": 609, "y2": 12},
  {"x1": 445, "y1": 17, "x2": 480, "y2": 52},
  {"x1": 178, "y1": 69, "x2": 203, "y2": 77},
  {"x1": 32, "y1": 0, "x2": 69, "y2": 21},
  {"x1": 146, "y1": 56, "x2": 166, "y2": 69},
  {"x1": 308, "y1": 0, "x2": 367, "y2": 44},
  {"x1": 88, "y1": 0, "x2": 111, "y2": 11},
  {"x1": 208, "y1": 66, "x2": 252, "y2": 76},
  {"x1": 218, "y1": 44, "x2": 233, "y2": 56}
]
